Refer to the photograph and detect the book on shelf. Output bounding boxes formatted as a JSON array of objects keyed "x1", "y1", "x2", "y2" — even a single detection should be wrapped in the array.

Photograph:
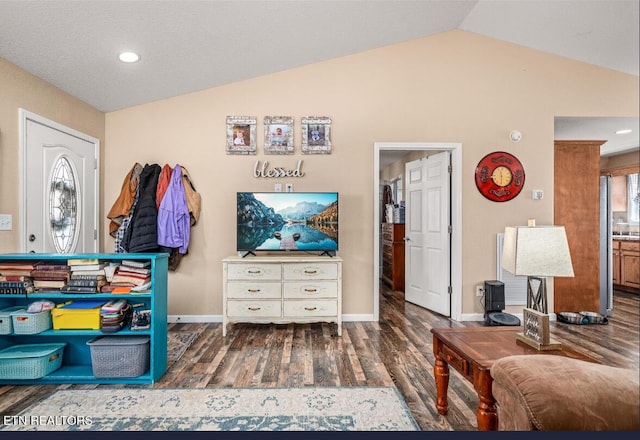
[
  {"x1": 30, "y1": 269, "x2": 71, "y2": 280},
  {"x1": 70, "y1": 263, "x2": 105, "y2": 272},
  {"x1": 69, "y1": 269, "x2": 106, "y2": 277},
  {"x1": 0, "y1": 275, "x2": 32, "y2": 282},
  {"x1": 121, "y1": 260, "x2": 150, "y2": 269},
  {"x1": 70, "y1": 274, "x2": 106, "y2": 281},
  {"x1": 111, "y1": 286, "x2": 132, "y2": 294},
  {"x1": 0, "y1": 262, "x2": 39, "y2": 270},
  {"x1": 66, "y1": 278, "x2": 107, "y2": 288},
  {"x1": 0, "y1": 286, "x2": 35, "y2": 294},
  {"x1": 67, "y1": 258, "x2": 100, "y2": 266},
  {"x1": 0, "y1": 269, "x2": 34, "y2": 277},
  {"x1": 111, "y1": 272, "x2": 150, "y2": 286},
  {"x1": 0, "y1": 280, "x2": 34, "y2": 288},
  {"x1": 117, "y1": 266, "x2": 150, "y2": 276},
  {"x1": 33, "y1": 279, "x2": 67, "y2": 289},
  {"x1": 61, "y1": 285, "x2": 99, "y2": 293},
  {"x1": 104, "y1": 263, "x2": 119, "y2": 282},
  {"x1": 34, "y1": 263, "x2": 71, "y2": 271}
]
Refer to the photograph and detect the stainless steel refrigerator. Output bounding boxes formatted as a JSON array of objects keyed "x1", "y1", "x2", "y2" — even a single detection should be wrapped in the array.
[{"x1": 599, "y1": 175, "x2": 613, "y2": 316}]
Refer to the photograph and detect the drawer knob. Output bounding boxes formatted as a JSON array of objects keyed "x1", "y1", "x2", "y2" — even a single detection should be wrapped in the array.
[
  {"x1": 304, "y1": 306, "x2": 317, "y2": 311},
  {"x1": 247, "y1": 270, "x2": 262, "y2": 274},
  {"x1": 248, "y1": 306, "x2": 262, "y2": 311},
  {"x1": 247, "y1": 289, "x2": 262, "y2": 293},
  {"x1": 304, "y1": 288, "x2": 318, "y2": 293},
  {"x1": 304, "y1": 270, "x2": 318, "y2": 274}
]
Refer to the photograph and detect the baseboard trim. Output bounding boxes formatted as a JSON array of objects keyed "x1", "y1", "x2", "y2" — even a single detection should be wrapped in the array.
[{"x1": 168, "y1": 314, "x2": 377, "y2": 324}]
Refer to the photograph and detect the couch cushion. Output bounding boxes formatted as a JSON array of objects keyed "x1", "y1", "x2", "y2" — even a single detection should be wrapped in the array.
[{"x1": 490, "y1": 355, "x2": 639, "y2": 431}]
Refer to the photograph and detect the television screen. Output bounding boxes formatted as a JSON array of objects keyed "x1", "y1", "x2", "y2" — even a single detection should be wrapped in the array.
[{"x1": 237, "y1": 192, "x2": 338, "y2": 254}]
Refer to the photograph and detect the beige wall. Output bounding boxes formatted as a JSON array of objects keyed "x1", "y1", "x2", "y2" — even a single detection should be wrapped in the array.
[
  {"x1": 105, "y1": 31, "x2": 638, "y2": 319},
  {"x1": 2, "y1": 30, "x2": 638, "y2": 320},
  {"x1": 0, "y1": 57, "x2": 105, "y2": 252}
]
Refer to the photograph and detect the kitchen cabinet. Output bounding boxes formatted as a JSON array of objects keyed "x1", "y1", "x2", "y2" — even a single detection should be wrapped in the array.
[{"x1": 615, "y1": 240, "x2": 640, "y2": 292}]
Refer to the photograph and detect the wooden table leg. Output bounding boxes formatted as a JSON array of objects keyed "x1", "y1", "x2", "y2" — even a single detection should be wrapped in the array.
[
  {"x1": 433, "y1": 337, "x2": 450, "y2": 415},
  {"x1": 474, "y1": 369, "x2": 498, "y2": 430}
]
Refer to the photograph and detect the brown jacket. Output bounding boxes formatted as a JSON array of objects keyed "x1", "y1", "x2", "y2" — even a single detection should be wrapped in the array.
[{"x1": 106, "y1": 163, "x2": 143, "y2": 237}]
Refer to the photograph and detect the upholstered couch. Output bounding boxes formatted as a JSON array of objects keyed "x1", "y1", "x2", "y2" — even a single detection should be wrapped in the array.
[{"x1": 490, "y1": 354, "x2": 639, "y2": 431}]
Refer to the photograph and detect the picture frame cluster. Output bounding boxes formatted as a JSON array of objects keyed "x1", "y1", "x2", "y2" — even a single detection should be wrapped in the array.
[{"x1": 226, "y1": 115, "x2": 332, "y2": 155}]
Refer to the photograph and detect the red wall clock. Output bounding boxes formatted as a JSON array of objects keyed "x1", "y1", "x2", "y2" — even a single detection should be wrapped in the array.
[{"x1": 475, "y1": 151, "x2": 525, "y2": 202}]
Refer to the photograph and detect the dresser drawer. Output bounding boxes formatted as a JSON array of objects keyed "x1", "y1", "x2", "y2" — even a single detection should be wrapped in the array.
[
  {"x1": 227, "y1": 263, "x2": 281, "y2": 280},
  {"x1": 227, "y1": 281, "x2": 282, "y2": 299},
  {"x1": 283, "y1": 300, "x2": 338, "y2": 317},
  {"x1": 283, "y1": 263, "x2": 338, "y2": 280},
  {"x1": 283, "y1": 281, "x2": 338, "y2": 299},
  {"x1": 227, "y1": 300, "x2": 282, "y2": 318}
]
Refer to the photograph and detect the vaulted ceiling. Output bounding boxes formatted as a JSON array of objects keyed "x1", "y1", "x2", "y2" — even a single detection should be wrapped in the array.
[{"x1": 1, "y1": 1, "x2": 638, "y2": 157}]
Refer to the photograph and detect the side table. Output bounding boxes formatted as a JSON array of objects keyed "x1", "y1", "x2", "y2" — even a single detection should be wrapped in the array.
[{"x1": 431, "y1": 326, "x2": 594, "y2": 430}]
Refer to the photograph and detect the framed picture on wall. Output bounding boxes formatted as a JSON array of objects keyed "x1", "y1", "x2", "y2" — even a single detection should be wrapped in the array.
[
  {"x1": 301, "y1": 116, "x2": 332, "y2": 154},
  {"x1": 264, "y1": 116, "x2": 294, "y2": 155},
  {"x1": 226, "y1": 116, "x2": 257, "y2": 155}
]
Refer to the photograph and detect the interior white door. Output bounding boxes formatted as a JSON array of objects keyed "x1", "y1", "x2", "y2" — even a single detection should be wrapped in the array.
[
  {"x1": 404, "y1": 151, "x2": 451, "y2": 315},
  {"x1": 22, "y1": 111, "x2": 99, "y2": 253}
]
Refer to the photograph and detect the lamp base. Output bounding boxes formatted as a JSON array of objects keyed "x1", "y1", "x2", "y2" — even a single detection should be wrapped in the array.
[{"x1": 516, "y1": 332, "x2": 562, "y2": 351}]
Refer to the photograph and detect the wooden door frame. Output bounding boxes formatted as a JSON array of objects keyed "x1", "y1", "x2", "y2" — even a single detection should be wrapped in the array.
[{"x1": 373, "y1": 142, "x2": 462, "y2": 322}]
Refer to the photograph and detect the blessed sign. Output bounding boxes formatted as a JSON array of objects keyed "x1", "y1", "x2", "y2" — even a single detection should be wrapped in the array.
[{"x1": 253, "y1": 160, "x2": 305, "y2": 178}]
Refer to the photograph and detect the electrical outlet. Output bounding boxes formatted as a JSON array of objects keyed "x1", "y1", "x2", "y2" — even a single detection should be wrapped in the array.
[
  {"x1": 475, "y1": 284, "x2": 484, "y2": 297},
  {"x1": 285, "y1": 183, "x2": 293, "y2": 192},
  {"x1": 274, "y1": 183, "x2": 282, "y2": 192},
  {"x1": 0, "y1": 214, "x2": 12, "y2": 231}
]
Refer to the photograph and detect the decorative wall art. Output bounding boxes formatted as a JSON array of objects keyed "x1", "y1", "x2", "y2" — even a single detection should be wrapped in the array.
[
  {"x1": 226, "y1": 116, "x2": 257, "y2": 155},
  {"x1": 263, "y1": 116, "x2": 294, "y2": 155},
  {"x1": 301, "y1": 116, "x2": 332, "y2": 154}
]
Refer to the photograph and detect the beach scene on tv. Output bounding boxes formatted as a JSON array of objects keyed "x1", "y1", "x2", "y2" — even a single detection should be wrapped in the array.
[{"x1": 237, "y1": 192, "x2": 338, "y2": 252}]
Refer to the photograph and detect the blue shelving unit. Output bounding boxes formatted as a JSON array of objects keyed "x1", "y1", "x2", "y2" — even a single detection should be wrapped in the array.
[{"x1": 0, "y1": 253, "x2": 168, "y2": 384}]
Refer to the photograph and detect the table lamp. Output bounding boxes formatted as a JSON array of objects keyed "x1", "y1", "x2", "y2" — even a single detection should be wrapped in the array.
[{"x1": 501, "y1": 224, "x2": 574, "y2": 350}]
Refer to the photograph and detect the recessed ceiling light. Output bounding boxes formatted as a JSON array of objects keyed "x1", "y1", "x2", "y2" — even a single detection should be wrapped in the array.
[
  {"x1": 118, "y1": 52, "x2": 140, "y2": 63},
  {"x1": 615, "y1": 129, "x2": 632, "y2": 135}
]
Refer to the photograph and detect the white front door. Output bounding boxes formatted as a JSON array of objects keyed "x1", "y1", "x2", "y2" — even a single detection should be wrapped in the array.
[
  {"x1": 404, "y1": 151, "x2": 451, "y2": 315},
  {"x1": 20, "y1": 110, "x2": 99, "y2": 253}
]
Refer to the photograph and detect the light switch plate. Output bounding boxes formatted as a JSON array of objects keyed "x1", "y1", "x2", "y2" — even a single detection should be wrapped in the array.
[
  {"x1": 274, "y1": 183, "x2": 282, "y2": 192},
  {"x1": 0, "y1": 214, "x2": 12, "y2": 231}
]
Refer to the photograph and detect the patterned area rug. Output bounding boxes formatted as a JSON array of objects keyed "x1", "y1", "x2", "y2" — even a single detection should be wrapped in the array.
[
  {"x1": 1, "y1": 387, "x2": 419, "y2": 431},
  {"x1": 167, "y1": 330, "x2": 201, "y2": 367}
]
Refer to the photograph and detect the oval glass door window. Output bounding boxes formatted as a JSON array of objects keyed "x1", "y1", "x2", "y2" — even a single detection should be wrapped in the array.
[{"x1": 49, "y1": 156, "x2": 79, "y2": 253}]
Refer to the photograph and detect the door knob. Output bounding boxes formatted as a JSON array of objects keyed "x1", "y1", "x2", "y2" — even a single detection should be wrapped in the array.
[{"x1": 29, "y1": 234, "x2": 36, "y2": 242}]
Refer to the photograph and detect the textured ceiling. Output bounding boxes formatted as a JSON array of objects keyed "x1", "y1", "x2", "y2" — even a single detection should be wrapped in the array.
[
  {"x1": 0, "y1": 0, "x2": 637, "y2": 113},
  {"x1": 0, "y1": 1, "x2": 637, "y2": 162}
]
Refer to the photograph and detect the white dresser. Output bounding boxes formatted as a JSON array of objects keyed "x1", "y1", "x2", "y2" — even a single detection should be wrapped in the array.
[{"x1": 222, "y1": 255, "x2": 342, "y2": 336}]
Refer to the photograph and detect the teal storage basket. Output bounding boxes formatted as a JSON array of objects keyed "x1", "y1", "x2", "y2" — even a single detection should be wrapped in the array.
[
  {"x1": 0, "y1": 306, "x2": 26, "y2": 335},
  {"x1": 11, "y1": 309, "x2": 52, "y2": 334},
  {"x1": 0, "y1": 343, "x2": 66, "y2": 379}
]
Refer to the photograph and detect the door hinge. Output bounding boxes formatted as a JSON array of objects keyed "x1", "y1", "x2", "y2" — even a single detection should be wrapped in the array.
[
  {"x1": 448, "y1": 285, "x2": 452, "y2": 295},
  {"x1": 448, "y1": 164, "x2": 452, "y2": 174},
  {"x1": 448, "y1": 225, "x2": 452, "y2": 234},
  {"x1": 94, "y1": 229, "x2": 97, "y2": 240},
  {"x1": 94, "y1": 158, "x2": 98, "y2": 170}
]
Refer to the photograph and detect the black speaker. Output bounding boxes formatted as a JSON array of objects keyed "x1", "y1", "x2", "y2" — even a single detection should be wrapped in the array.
[{"x1": 484, "y1": 280, "x2": 505, "y2": 312}]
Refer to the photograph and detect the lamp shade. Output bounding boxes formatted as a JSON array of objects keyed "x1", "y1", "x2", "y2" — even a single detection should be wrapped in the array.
[{"x1": 502, "y1": 226, "x2": 574, "y2": 277}]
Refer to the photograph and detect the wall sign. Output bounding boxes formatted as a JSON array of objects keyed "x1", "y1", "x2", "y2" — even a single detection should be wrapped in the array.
[{"x1": 254, "y1": 160, "x2": 305, "y2": 178}]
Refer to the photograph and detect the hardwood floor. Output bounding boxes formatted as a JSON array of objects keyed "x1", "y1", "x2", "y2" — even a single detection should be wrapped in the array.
[{"x1": 1, "y1": 286, "x2": 637, "y2": 431}]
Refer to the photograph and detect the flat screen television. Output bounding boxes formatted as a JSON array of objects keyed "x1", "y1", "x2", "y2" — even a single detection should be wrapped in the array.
[{"x1": 237, "y1": 192, "x2": 338, "y2": 255}]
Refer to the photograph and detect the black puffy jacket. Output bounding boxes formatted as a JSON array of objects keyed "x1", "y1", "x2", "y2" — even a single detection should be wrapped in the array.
[{"x1": 122, "y1": 164, "x2": 162, "y2": 253}]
